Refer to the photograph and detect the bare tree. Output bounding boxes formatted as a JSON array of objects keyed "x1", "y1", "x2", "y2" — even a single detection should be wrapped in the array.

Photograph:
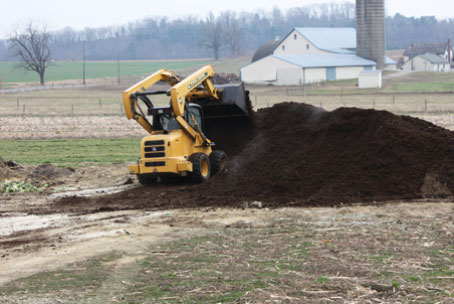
[
  {"x1": 9, "y1": 22, "x2": 52, "y2": 85},
  {"x1": 221, "y1": 11, "x2": 242, "y2": 57},
  {"x1": 202, "y1": 13, "x2": 223, "y2": 60}
]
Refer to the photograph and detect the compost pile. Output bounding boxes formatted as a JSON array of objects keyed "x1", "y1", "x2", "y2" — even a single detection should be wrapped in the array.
[
  {"x1": 200, "y1": 102, "x2": 454, "y2": 205},
  {"x1": 56, "y1": 102, "x2": 454, "y2": 212}
]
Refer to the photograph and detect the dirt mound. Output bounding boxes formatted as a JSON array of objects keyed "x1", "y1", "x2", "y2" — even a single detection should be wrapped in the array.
[
  {"x1": 29, "y1": 164, "x2": 75, "y2": 181},
  {"x1": 0, "y1": 157, "x2": 15, "y2": 181},
  {"x1": 200, "y1": 103, "x2": 454, "y2": 205},
  {"x1": 55, "y1": 103, "x2": 454, "y2": 213}
]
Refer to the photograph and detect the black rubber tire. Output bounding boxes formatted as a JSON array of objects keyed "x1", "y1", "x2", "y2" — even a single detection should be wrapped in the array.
[
  {"x1": 189, "y1": 153, "x2": 211, "y2": 183},
  {"x1": 137, "y1": 174, "x2": 158, "y2": 185},
  {"x1": 209, "y1": 150, "x2": 228, "y2": 175}
]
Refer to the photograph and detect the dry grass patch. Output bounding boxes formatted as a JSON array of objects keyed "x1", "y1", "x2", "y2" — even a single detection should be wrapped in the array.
[{"x1": 2, "y1": 204, "x2": 453, "y2": 303}]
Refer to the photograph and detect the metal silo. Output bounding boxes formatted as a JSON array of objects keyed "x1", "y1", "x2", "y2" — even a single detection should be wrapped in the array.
[{"x1": 356, "y1": 0, "x2": 385, "y2": 69}]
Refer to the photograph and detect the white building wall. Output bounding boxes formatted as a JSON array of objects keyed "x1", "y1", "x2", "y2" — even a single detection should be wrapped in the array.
[
  {"x1": 304, "y1": 68, "x2": 326, "y2": 83},
  {"x1": 242, "y1": 56, "x2": 377, "y2": 85},
  {"x1": 358, "y1": 71, "x2": 382, "y2": 88},
  {"x1": 402, "y1": 56, "x2": 450, "y2": 72},
  {"x1": 385, "y1": 64, "x2": 397, "y2": 71},
  {"x1": 240, "y1": 56, "x2": 300, "y2": 84},
  {"x1": 273, "y1": 30, "x2": 325, "y2": 56},
  {"x1": 402, "y1": 57, "x2": 426, "y2": 71},
  {"x1": 417, "y1": 57, "x2": 435, "y2": 71},
  {"x1": 336, "y1": 66, "x2": 369, "y2": 79},
  {"x1": 276, "y1": 68, "x2": 302, "y2": 85}
]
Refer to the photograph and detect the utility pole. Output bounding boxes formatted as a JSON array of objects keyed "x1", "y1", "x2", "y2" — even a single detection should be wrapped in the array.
[{"x1": 82, "y1": 40, "x2": 86, "y2": 85}]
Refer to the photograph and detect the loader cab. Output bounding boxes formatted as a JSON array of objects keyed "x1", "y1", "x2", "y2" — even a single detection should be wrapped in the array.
[{"x1": 149, "y1": 104, "x2": 204, "y2": 133}]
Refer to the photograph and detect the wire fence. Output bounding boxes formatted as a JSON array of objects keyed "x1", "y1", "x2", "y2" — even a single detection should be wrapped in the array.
[
  {"x1": 1, "y1": 92, "x2": 454, "y2": 118},
  {"x1": 249, "y1": 91, "x2": 454, "y2": 115},
  {"x1": 0, "y1": 75, "x2": 146, "y2": 94}
]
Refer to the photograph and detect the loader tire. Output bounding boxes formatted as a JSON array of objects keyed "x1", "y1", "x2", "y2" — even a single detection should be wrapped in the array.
[
  {"x1": 209, "y1": 150, "x2": 228, "y2": 175},
  {"x1": 189, "y1": 153, "x2": 211, "y2": 183},
  {"x1": 137, "y1": 174, "x2": 158, "y2": 185}
]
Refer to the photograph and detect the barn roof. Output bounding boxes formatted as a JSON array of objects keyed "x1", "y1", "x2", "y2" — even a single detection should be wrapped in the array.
[
  {"x1": 278, "y1": 27, "x2": 357, "y2": 54},
  {"x1": 272, "y1": 53, "x2": 376, "y2": 68},
  {"x1": 252, "y1": 40, "x2": 280, "y2": 62},
  {"x1": 419, "y1": 53, "x2": 449, "y2": 64}
]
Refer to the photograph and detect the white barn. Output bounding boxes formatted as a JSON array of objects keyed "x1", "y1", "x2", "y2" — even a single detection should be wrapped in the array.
[
  {"x1": 241, "y1": 27, "x2": 395, "y2": 85},
  {"x1": 402, "y1": 53, "x2": 451, "y2": 72}
]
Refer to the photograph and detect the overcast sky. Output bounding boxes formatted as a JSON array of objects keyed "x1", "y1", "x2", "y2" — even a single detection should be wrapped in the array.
[{"x1": 1, "y1": 0, "x2": 453, "y2": 36}]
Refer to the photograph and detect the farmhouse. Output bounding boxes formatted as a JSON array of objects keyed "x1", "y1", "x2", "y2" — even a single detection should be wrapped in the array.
[
  {"x1": 241, "y1": 27, "x2": 395, "y2": 85},
  {"x1": 402, "y1": 53, "x2": 451, "y2": 72}
]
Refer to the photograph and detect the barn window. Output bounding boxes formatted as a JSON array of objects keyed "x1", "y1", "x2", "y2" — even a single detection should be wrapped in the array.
[
  {"x1": 306, "y1": 44, "x2": 310, "y2": 50},
  {"x1": 282, "y1": 45, "x2": 285, "y2": 51},
  {"x1": 294, "y1": 34, "x2": 297, "y2": 40}
]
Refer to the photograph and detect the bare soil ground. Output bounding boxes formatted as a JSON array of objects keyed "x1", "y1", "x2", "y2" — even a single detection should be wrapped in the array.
[{"x1": 1, "y1": 181, "x2": 454, "y2": 302}]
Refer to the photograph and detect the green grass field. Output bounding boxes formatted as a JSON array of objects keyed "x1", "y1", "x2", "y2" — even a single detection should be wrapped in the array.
[
  {"x1": 0, "y1": 138, "x2": 141, "y2": 166},
  {"x1": 0, "y1": 60, "x2": 211, "y2": 83}
]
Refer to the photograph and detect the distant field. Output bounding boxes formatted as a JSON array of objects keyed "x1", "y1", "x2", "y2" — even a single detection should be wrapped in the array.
[
  {"x1": 0, "y1": 138, "x2": 141, "y2": 166},
  {"x1": 0, "y1": 60, "x2": 212, "y2": 83},
  {"x1": 0, "y1": 57, "x2": 251, "y2": 84}
]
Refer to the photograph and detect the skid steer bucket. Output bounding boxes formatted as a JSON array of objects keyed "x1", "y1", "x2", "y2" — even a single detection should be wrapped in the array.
[{"x1": 199, "y1": 83, "x2": 251, "y2": 119}]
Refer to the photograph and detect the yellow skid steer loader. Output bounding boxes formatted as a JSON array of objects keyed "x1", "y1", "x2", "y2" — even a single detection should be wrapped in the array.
[{"x1": 122, "y1": 65, "x2": 250, "y2": 184}]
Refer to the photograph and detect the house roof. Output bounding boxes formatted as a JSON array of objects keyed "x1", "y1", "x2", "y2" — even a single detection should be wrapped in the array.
[
  {"x1": 252, "y1": 40, "x2": 280, "y2": 62},
  {"x1": 404, "y1": 42, "x2": 448, "y2": 58},
  {"x1": 286, "y1": 27, "x2": 357, "y2": 54},
  {"x1": 419, "y1": 53, "x2": 449, "y2": 64},
  {"x1": 272, "y1": 53, "x2": 376, "y2": 68},
  {"x1": 385, "y1": 56, "x2": 397, "y2": 65}
]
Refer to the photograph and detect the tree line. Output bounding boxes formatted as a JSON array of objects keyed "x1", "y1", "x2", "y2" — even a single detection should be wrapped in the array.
[{"x1": 2, "y1": 2, "x2": 454, "y2": 63}]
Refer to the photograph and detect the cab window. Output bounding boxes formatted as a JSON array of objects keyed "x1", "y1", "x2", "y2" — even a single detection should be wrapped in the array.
[
  {"x1": 187, "y1": 106, "x2": 203, "y2": 131},
  {"x1": 153, "y1": 114, "x2": 180, "y2": 131}
]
